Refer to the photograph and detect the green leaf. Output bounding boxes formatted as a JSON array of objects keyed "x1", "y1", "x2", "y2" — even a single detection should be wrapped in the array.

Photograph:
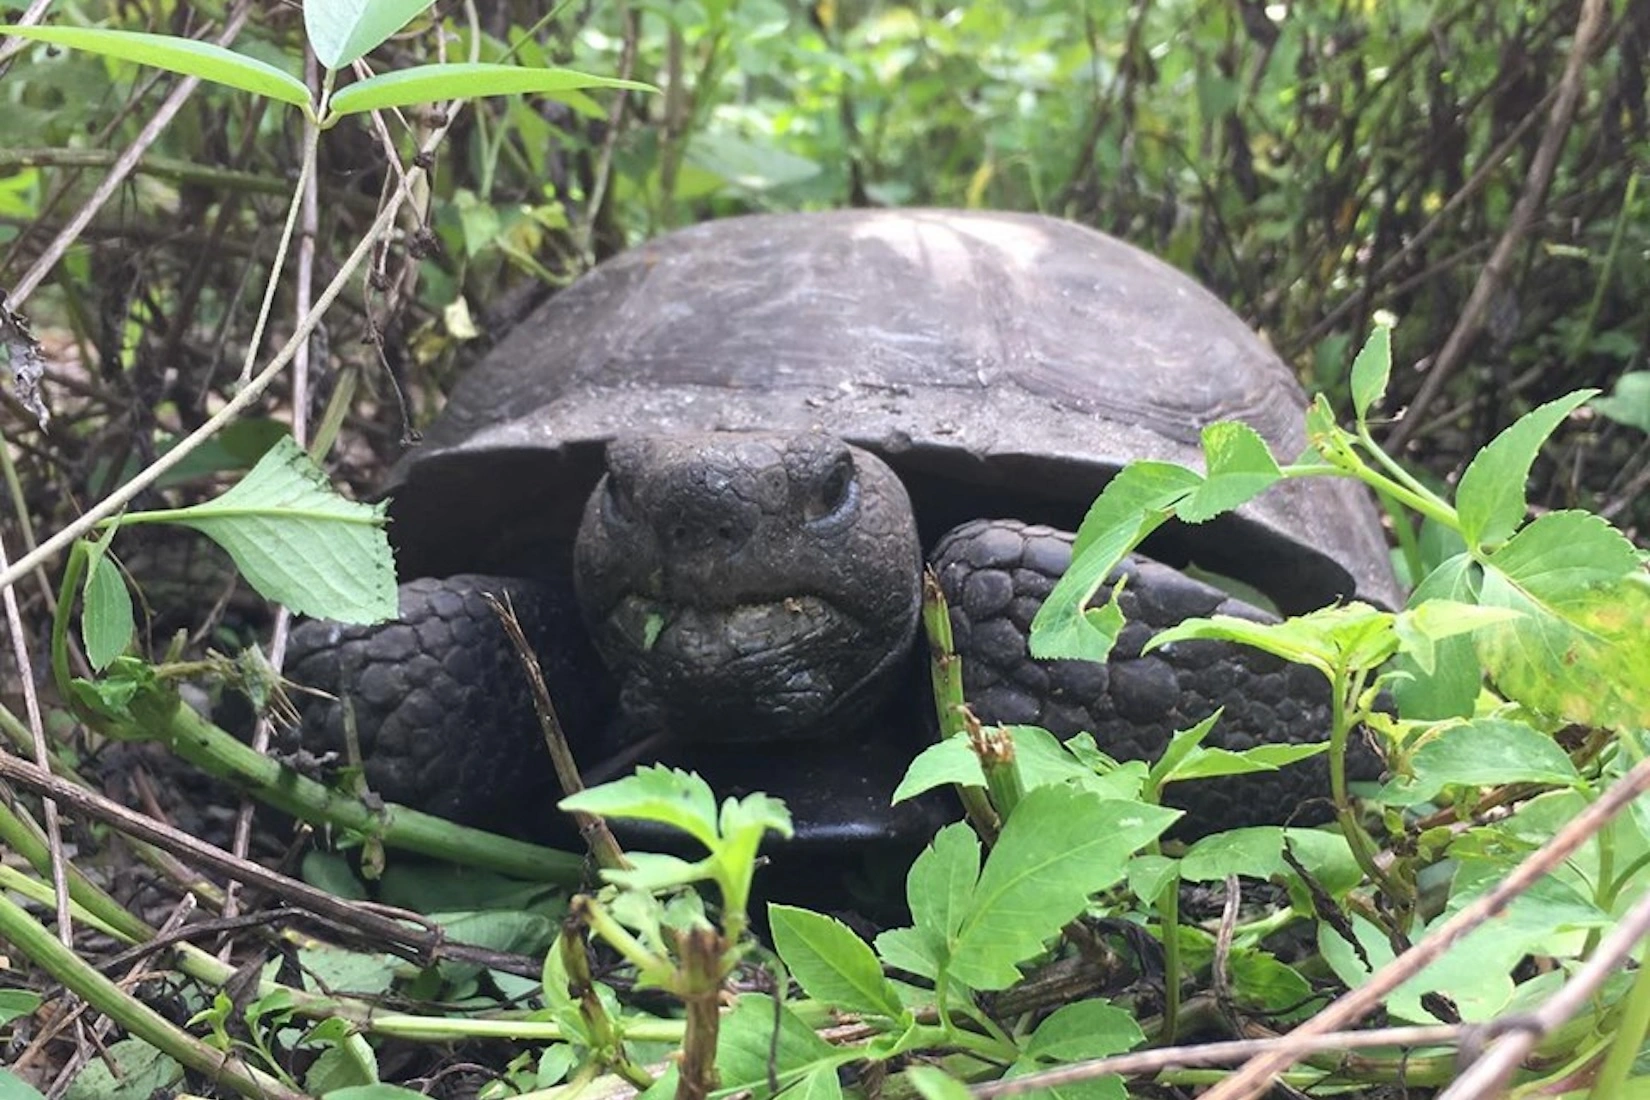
[
  {"x1": 321, "y1": 1086, "x2": 435, "y2": 1100},
  {"x1": 906, "y1": 1067, "x2": 975, "y2": 1100},
  {"x1": 328, "y1": 63, "x2": 655, "y2": 118},
  {"x1": 1126, "y1": 853, "x2": 1179, "y2": 905},
  {"x1": 1394, "y1": 598, "x2": 1520, "y2": 676},
  {"x1": 559, "y1": 765, "x2": 720, "y2": 850},
  {"x1": 909, "y1": 824, "x2": 980, "y2": 964},
  {"x1": 1349, "y1": 322, "x2": 1392, "y2": 423},
  {"x1": 0, "y1": 990, "x2": 42, "y2": 1027},
  {"x1": 893, "y1": 727, "x2": 1144, "y2": 803},
  {"x1": 716, "y1": 995, "x2": 849, "y2": 1099},
  {"x1": 303, "y1": 0, "x2": 431, "y2": 70},
  {"x1": 80, "y1": 530, "x2": 133, "y2": 671},
  {"x1": 892, "y1": 736, "x2": 982, "y2": 801},
  {"x1": 1592, "y1": 371, "x2": 1650, "y2": 434},
  {"x1": 1032, "y1": 462, "x2": 1201, "y2": 661},
  {"x1": 872, "y1": 927, "x2": 937, "y2": 980},
  {"x1": 1024, "y1": 1000, "x2": 1144, "y2": 1061},
  {"x1": 0, "y1": 1070, "x2": 47, "y2": 1100},
  {"x1": 1475, "y1": 569, "x2": 1650, "y2": 730},
  {"x1": 0, "y1": 25, "x2": 310, "y2": 110},
  {"x1": 769, "y1": 905, "x2": 904, "y2": 1018},
  {"x1": 1071, "y1": 461, "x2": 1204, "y2": 558},
  {"x1": 779, "y1": 1066, "x2": 845, "y2": 1100},
  {"x1": 1148, "y1": 602, "x2": 1396, "y2": 679},
  {"x1": 1180, "y1": 827, "x2": 1362, "y2": 897},
  {"x1": 1485, "y1": 510, "x2": 1641, "y2": 598},
  {"x1": 1392, "y1": 554, "x2": 1483, "y2": 720},
  {"x1": 147, "y1": 435, "x2": 395, "y2": 622},
  {"x1": 949, "y1": 786, "x2": 1178, "y2": 990},
  {"x1": 1146, "y1": 712, "x2": 1221, "y2": 788},
  {"x1": 1164, "y1": 742, "x2": 1326, "y2": 784},
  {"x1": 1455, "y1": 391, "x2": 1596, "y2": 548},
  {"x1": 63, "y1": 1039, "x2": 183, "y2": 1100},
  {"x1": 1379, "y1": 719, "x2": 1583, "y2": 805},
  {"x1": 1175, "y1": 422, "x2": 1282, "y2": 523}
]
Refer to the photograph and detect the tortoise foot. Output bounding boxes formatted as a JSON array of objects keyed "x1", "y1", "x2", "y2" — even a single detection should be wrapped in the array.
[
  {"x1": 931, "y1": 518, "x2": 1375, "y2": 835},
  {"x1": 284, "y1": 574, "x2": 604, "y2": 833}
]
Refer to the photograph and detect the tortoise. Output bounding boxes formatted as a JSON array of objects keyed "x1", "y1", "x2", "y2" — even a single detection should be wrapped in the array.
[{"x1": 286, "y1": 209, "x2": 1399, "y2": 847}]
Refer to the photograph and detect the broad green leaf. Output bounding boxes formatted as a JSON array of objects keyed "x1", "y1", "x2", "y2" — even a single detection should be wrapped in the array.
[
  {"x1": 0, "y1": 26, "x2": 310, "y2": 110},
  {"x1": 778, "y1": 1066, "x2": 845, "y2": 1100},
  {"x1": 1180, "y1": 827, "x2": 1361, "y2": 897},
  {"x1": 1024, "y1": 1000, "x2": 1144, "y2": 1061},
  {"x1": 1071, "y1": 461, "x2": 1204, "y2": 558},
  {"x1": 1485, "y1": 510, "x2": 1641, "y2": 598},
  {"x1": 322, "y1": 1086, "x2": 437, "y2": 1100},
  {"x1": 328, "y1": 63, "x2": 655, "y2": 118},
  {"x1": 910, "y1": 824, "x2": 980, "y2": 957},
  {"x1": 0, "y1": 990, "x2": 41, "y2": 1027},
  {"x1": 1226, "y1": 950, "x2": 1316, "y2": 1014},
  {"x1": 769, "y1": 905, "x2": 903, "y2": 1018},
  {"x1": 1176, "y1": 422, "x2": 1282, "y2": 523},
  {"x1": 906, "y1": 1068, "x2": 974, "y2": 1100},
  {"x1": 892, "y1": 736, "x2": 982, "y2": 801},
  {"x1": 80, "y1": 530, "x2": 133, "y2": 671},
  {"x1": 949, "y1": 786, "x2": 1178, "y2": 989},
  {"x1": 1148, "y1": 602, "x2": 1396, "y2": 678},
  {"x1": 1475, "y1": 569, "x2": 1650, "y2": 730},
  {"x1": 1146, "y1": 712, "x2": 1221, "y2": 788},
  {"x1": 717, "y1": 790, "x2": 794, "y2": 857},
  {"x1": 152, "y1": 435, "x2": 395, "y2": 623},
  {"x1": 716, "y1": 995, "x2": 848, "y2": 1099},
  {"x1": 1033, "y1": 462, "x2": 1200, "y2": 660},
  {"x1": 1163, "y1": 742, "x2": 1326, "y2": 784},
  {"x1": 63, "y1": 1039, "x2": 183, "y2": 1100},
  {"x1": 1126, "y1": 853, "x2": 1179, "y2": 905},
  {"x1": 1455, "y1": 391, "x2": 1596, "y2": 548},
  {"x1": 872, "y1": 927, "x2": 937, "y2": 980},
  {"x1": 304, "y1": 0, "x2": 430, "y2": 70},
  {"x1": 1349, "y1": 322, "x2": 1393, "y2": 422},
  {"x1": 1393, "y1": 554, "x2": 1483, "y2": 720},
  {"x1": 1394, "y1": 598, "x2": 1520, "y2": 676},
  {"x1": 1592, "y1": 371, "x2": 1650, "y2": 434},
  {"x1": 0, "y1": 1069, "x2": 47, "y2": 1100},
  {"x1": 1379, "y1": 719, "x2": 1582, "y2": 805},
  {"x1": 559, "y1": 765, "x2": 719, "y2": 850},
  {"x1": 893, "y1": 727, "x2": 1141, "y2": 803}
]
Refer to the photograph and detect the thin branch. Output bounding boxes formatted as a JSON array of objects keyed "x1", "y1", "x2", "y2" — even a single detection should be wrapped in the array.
[
  {"x1": 1387, "y1": 0, "x2": 1610, "y2": 449},
  {"x1": 4, "y1": 8, "x2": 253, "y2": 307},
  {"x1": 1199, "y1": 751, "x2": 1650, "y2": 1100}
]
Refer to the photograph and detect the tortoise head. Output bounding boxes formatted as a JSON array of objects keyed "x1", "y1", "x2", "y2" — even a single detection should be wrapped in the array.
[{"x1": 573, "y1": 432, "x2": 923, "y2": 742}]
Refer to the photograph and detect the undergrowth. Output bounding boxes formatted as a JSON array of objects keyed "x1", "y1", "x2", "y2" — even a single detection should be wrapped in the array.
[{"x1": 1, "y1": 4, "x2": 1649, "y2": 1100}]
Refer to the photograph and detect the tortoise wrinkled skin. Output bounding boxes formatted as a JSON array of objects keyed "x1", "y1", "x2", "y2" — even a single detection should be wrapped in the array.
[{"x1": 286, "y1": 210, "x2": 1398, "y2": 845}]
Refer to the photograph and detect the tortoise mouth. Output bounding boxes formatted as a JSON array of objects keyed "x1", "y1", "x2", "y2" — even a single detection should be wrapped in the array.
[{"x1": 596, "y1": 591, "x2": 900, "y2": 741}]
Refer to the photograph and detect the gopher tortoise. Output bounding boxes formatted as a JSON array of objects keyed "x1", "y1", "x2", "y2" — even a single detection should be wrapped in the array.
[{"x1": 287, "y1": 209, "x2": 1398, "y2": 847}]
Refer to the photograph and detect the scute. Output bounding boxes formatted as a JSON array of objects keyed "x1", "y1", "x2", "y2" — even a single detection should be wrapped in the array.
[{"x1": 388, "y1": 210, "x2": 1399, "y2": 612}]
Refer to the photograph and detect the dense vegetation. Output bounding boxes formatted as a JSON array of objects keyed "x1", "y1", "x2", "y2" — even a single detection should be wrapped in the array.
[{"x1": 0, "y1": 2, "x2": 1646, "y2": 1099}]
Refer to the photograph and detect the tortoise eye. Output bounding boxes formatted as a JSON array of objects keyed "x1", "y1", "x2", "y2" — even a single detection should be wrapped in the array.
[{"x1": 806, "y1": 453, "x2": 855, "y2": 523}]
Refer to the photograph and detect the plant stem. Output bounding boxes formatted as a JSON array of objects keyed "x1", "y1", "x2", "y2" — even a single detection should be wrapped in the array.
[
  {"x1": 0, "y1": 890, "x2": 308, "y2": 1100},
  {"x1": 88, "y1": 691, "x2": 586, "y2": 883}
]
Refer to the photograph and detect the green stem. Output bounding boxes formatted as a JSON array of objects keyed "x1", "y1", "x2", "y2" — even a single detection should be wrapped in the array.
[
  {"x1": 98, "y1": 691, "x2": 585, "y2": 883},
  {"x1": 578, "y1": 896, "x2": 676, "y2": 986},
  {"x1": 0, "y1": 890, "x2": 308, "y2": 1100},
  {"x1": 1155, "y1": 857, "x2": 1183, "y2": 1046},
  {"x1": 1328, "y1": 667, "x2": 1399, "y2": 904},
  {"x1": 1588, "y1": 933, "x2": 1650, "y2": 1100}
]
